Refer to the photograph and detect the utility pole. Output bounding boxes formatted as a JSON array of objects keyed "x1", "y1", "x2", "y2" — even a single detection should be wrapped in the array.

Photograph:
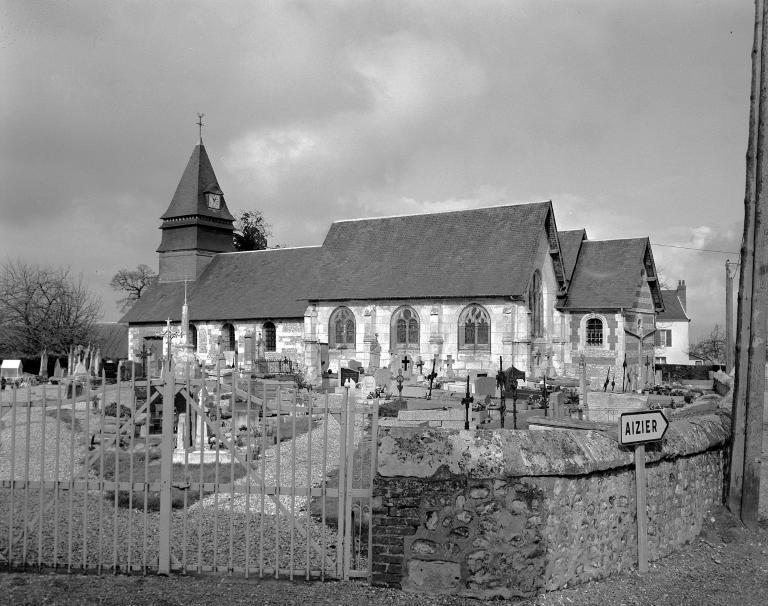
[
  {"x1": 725, "y1": 260, "x2": 736, "y2": 373},
  {"x1": 729, "y1": 0, "x2": 766, "y2": 528}
]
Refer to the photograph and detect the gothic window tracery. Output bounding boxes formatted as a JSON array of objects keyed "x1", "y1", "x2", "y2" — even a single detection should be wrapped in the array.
[
  {"x1": 458, "y1": 304, "x2": 490, "y2": 351},
  {"x1": 391, "y1": 306, "x2": 419, "y2": 349},
  {"x1": 330, "y1": 307, "x2": 355, "y2": 348}
]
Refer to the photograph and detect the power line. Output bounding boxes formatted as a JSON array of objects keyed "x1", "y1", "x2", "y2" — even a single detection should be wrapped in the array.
[{"x1": 651, "y1": 242, "x2": 739, "y2": 255}]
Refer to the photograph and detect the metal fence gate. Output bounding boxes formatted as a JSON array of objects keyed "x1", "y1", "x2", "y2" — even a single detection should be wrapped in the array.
[{"x1": 0, "y1": 361, "x2": 378, "y2": 581}]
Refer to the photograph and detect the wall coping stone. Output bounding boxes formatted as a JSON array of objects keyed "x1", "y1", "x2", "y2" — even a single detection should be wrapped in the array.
[{"x1": 377, "y1": 412, "x2": 730, "y2": 478}]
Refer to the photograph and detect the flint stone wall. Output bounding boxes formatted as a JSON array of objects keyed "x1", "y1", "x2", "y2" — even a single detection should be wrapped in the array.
[{"x1": 372, "y1": 413, "x2": 729, "y2": 600}]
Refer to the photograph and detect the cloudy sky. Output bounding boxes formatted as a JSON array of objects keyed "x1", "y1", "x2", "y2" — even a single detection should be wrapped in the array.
[{"x1": 0, "y1": 1, "x2": 751, "y2": 336}]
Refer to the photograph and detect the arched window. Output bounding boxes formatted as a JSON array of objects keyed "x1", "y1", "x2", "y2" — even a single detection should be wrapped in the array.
[
  {"x1": 263, "y1": 321, "x2": 276, "y2": 352},
  {"x1": 458, "y1": 304, "x2": 490, "y2": 351},
  {"x1": 528, "y1": 271, "x2": 543, "y2": 338},
  {"x1": 221, "y1": 323, "x2": 236, "y2": 352},
  {"x1": 329, "y1": 307, "x2": 355, "y2": 348},
  {"x1": 189, "y1": 324, "x2": 198, "y2": 350},
  {"x1": 585, "y1": 318, "x2": 603, "y2": 346},
  {"x1": 391, "y1": 306, "x2": 419, "y2": 348}
]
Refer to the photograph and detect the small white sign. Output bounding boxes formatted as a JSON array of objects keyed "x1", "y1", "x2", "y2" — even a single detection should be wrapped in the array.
[{"x1": 619, "y1": 410, "x2": 669, "y2": 445}]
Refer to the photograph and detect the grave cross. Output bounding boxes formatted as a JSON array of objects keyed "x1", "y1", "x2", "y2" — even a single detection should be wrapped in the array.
[
  {"x1": 415, "y1": 357, "x2": 425, "y2": 375},
  {"x1": 135, "y1": 343, "x2": 150, "y2": 378},
  {"x1": 426, "y1": 356, "x2": 438, "y2": 400},
  {"x1": 402, "y1": 355, "x2": 411, "y2": 372},
  {"x1": 395, "y1": 369, "x2": 405, "y2": 401}
]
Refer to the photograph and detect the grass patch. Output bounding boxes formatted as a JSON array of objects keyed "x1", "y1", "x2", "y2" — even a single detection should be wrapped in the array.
[
  {"x1": 44, "y1": 408, "x2": 83, "y2": 433},
  {"x1": 377, "y1": 399, "x2": 407, "y2": 418},
  {"x1": 90, "y1": 449, "x2": 249, "y2": 511}
]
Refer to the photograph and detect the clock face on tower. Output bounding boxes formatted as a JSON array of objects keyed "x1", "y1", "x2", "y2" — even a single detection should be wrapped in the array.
[{"x1": 207, "y1": 193, "x2": 221, "y2": 210}]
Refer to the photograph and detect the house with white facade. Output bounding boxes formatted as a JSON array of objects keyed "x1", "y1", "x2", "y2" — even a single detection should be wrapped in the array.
[{"x1": 654, "y1": 281, "x2": 691, "y2": 365}]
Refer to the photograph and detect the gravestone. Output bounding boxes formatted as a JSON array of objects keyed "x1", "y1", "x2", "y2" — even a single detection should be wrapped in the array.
[
  {"x1": 474, "y1": 377, "x2": 497, "y2": 399},
  {"x1": 375, "y1": 368, "x2": 392, "y2": 388},
  {"x1": 361, "y1": 375, "x2": 376, "y2": 394},
  {"x1": 389, "y1": 353, "x2": 401, "y2": 374},
  {"x1": 444, "y1": 355, "x2": 455, "y2": 378}
]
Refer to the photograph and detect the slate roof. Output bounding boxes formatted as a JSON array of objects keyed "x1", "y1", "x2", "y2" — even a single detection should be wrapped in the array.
[
  {"x1": 120, "y1": 246, "x2": 321, "y2": 323},
  {"x1": 558, "y1": 229, "x2": 587, "y2": 283},
  {"x1": 563, "y1": 238, "x2": 663, "y2": 310},
  {"x1": 160, "y1": 143, "x2": 235, "y2": 222},
  {"x1": 657, "y1": 290, "x2": 690, "y2": 322},
  {"x1": 91, "y1": 323, "x2": 129, "y2": 360},
  {"x1": 303, "y1": 202, "x2": 564, "y2": 300}
]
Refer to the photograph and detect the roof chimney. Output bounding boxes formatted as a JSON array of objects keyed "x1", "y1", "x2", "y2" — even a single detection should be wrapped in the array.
[{"x1": 676, "y1": 279, "x2": 687, "y2": 311}]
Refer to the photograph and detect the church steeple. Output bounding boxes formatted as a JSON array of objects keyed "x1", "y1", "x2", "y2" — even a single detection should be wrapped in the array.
[{"x1": 157, "y1": 138, "x2": 235, "y2": 283}]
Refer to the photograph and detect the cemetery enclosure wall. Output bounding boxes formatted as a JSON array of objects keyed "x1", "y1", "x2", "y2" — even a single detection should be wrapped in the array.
[{"x1": 371, "y1": 414, "x2": 729, "y2": 599}]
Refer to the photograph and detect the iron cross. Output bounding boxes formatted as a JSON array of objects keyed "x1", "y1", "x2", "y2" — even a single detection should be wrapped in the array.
[{"x1": 196, "y1": 113, "x2": 205, "y2": 143}]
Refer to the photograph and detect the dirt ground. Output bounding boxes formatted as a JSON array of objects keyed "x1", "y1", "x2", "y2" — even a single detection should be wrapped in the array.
[
  {"x1": 2, "y1": 387, "x2": 768, "y2": 604},
  {"x1": 1, "y1": 506, "x2": 766, "y2": 606}
]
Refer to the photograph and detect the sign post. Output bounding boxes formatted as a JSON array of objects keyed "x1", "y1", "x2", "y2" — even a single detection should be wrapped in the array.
[{"x1": 618, "y1": 410, "x2": 669, "y2": 574}]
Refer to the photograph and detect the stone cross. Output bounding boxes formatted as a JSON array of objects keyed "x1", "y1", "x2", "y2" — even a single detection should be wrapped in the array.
[
  {"x1": 402, "y1": 354, "x2": 412, "y2": 376},
  {"x1": 444, "y1": 354, "x2": 455, "y2": 376}
]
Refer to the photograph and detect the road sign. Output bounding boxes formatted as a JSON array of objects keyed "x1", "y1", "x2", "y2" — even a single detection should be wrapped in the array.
[
  {"x1": 619, "y1": 410, "x2": 669, "y2": 446},
  {"x1": 619, "y1": 409, "x2": 670, "y2": 574}
]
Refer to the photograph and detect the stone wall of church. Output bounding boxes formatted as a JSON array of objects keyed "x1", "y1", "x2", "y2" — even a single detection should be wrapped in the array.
[
  {"x1": 128, "y1": 319, "x2": 304, "y2": 370},
  {"x1": 308, "y1": 229, "x2": 567, "y2": 381},
  {"x1": 562, "y1": 277, "x2": 659, "y2": 388},
  {"x1": 192, "y1": 319, "x2": 304, "y2": 366}
]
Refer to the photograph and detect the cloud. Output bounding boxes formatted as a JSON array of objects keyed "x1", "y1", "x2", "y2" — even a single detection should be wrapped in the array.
[{"x1": 0, "y1": 0, "x2": 754, "y2": 330}]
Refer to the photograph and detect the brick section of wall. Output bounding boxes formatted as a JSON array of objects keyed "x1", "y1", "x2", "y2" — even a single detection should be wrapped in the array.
[
  {"x1": 371, "y1": 479, "x2": 423, "y2": 587},
  {"x1": 568, "y1": 313, "x2": 619, "y2": 351}
]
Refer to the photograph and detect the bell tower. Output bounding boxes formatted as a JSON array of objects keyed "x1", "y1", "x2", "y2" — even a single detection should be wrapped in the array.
[{"x1": 157, "y1": 128, "x2": 235, "y2": 282}]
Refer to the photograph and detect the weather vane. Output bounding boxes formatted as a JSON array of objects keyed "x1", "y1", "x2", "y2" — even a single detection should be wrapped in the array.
[{"x1": 196, "y1": 112, "x2": 205, "y2": 143}]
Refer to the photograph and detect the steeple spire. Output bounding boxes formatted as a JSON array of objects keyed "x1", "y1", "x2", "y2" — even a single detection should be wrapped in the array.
[{"x1": 156, "y1": 137, "x2": 235, "y2": 283}]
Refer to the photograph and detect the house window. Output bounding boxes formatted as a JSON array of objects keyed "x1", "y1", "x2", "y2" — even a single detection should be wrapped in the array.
[
  {"x1": 585, "y1": 318, "x2": 603, "y2": 346},
  {"x1": 189, "y1": 324, "x2": 198, "y2": 350},
  {"x1": 655, "y1": 329, "x2": 672, "y2": 347},
  {"x1": 458, "y1": 304, "x2": 490, "y2": 351},
  {"x1": 330, "y1": 307, "x2": 355, "y2": 348},
  {"x1": 391, "y1": 306, "x2": 419, "y2": 348},
  {"x1": 221, "y1": 323, "x2": 236, "y2": 351},
  {"x1": 529, "y1": 271, "x2": 543, "y2": 338},
  {"x1": 655, "y1": 356, "x2": 667, "y2": 364},
  {"x1": 263, "y1": 321, "x2": 276, "y2": 352}
]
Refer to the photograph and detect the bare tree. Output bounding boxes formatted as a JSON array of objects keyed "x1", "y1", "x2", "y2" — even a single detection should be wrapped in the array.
[
  {"x1": 110, "y1": 264, "x2": 158, "y2": 312},
  {"x1": 0, "y1": 259, "x2": 102, "y2": 357},
  {"x1": 687, "y1": 324, "x2": 726, "y2": 364}
]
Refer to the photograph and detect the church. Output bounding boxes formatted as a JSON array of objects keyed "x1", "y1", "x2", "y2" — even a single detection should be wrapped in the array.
[{"x1": 122, "y1": 140, "x2": 664, "y2": 387}]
